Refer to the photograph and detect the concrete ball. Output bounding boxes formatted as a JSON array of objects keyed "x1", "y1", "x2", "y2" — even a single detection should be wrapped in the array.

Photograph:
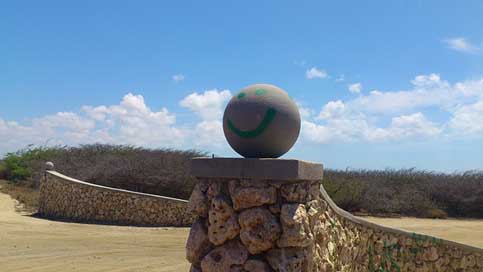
[
  {"x1": 223, "y1": 84, "x2": 300, "y2": 158},
  {"x1": 45, "y1": 161, "x2": 55, "y2": 170}
]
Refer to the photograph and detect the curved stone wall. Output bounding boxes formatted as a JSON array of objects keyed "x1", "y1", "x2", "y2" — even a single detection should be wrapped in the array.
[
  {"x1": 317, "y1": 185, "x2": 483, "y2": 271},
  {"x1": 186, "y1": 177, "x2": 483, "y2": 271},
  {"x1": 39, "y1": 171, "x2": 194, "y2": 226}
]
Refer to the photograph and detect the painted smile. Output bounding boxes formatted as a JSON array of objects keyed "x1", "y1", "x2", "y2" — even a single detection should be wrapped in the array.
[{"x1": 227, "y1": 108, "x2": 277, "y2": 138}]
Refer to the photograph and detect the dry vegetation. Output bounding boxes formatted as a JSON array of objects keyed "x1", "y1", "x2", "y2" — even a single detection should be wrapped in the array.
[
  {"x1": 323, "y1": 169, "x2": 483, "y2": 218},
  {"x1": 0, "y1": 180, "x2": 38, "y2": 213},
  {"x1": 1, "y1": 144, "x2": 482, "y2": 219}
]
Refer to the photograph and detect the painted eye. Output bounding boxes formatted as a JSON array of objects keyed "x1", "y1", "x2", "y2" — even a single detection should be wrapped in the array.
[
  {"x1": 237, "y1": 92, "x2": 246, "y2": 99},
  {"x1": 255, "y1": 89, "x2": 267, "y2": 96}
]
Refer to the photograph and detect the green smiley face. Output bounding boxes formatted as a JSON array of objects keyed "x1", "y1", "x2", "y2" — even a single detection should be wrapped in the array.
[{"x1": 227, "y1": 89, "x2": 277, "y2": 138}]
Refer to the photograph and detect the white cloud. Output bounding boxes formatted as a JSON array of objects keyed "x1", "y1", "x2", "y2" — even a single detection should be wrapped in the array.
[
  {"x1": 0, "y1": 89, "x2": 235, "y2": 154},
  {"x1": 349, "y1": 74, "x2": 455, "y2": 114},
  {"x1": 0, "y1": 93, "x2": 185, "y2": 154},
  {"x1": 2, "y1": 74, "x2": 483, "y2": 154},
  {"x1": 172, "y1": 74, "x2": 185, "y2": 82},
  {"x1": 306, "y1": 67, "x2": 328, "y2": 79},
  {"x1": 318, "y1": 100, "x2": 347, "y2": 120},
  {"x1": 303, "y1": 111, "x2": 441, "y2": 144},
  {"x1": 348, "y1": 83, "x2": 362, "y2": 94},
  {"x1": 179, "y1": 89, "x2": 232, "y2": 147},
  {"x1": 449, "y1": 100, "x2": 483, "y2": 135},
  {"x1": 179, "y1": 89, "x2": 231, "y2": 121},
  {"x1": 302, "y1": 73, "x2": 483, "y2": 144},
  {"x1": 444, "y1": 37, "x2": 480, "y2": 54}
]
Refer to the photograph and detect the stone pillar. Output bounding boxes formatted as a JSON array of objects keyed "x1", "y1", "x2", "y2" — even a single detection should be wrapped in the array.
[{"x1": 186, "y1": 158, "x2": 324, "y2": 272}]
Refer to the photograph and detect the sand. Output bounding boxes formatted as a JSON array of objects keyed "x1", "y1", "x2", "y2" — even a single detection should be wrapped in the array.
[
  {"x1": 0, "y1": 190, "x2": 190, "y2": 272},
  {"x1": 1, "y1": 190, "x2": 481, "y2": 272}
]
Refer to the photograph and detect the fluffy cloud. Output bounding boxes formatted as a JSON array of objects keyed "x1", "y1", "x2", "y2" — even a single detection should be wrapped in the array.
[
  {"x1": 2, "y1": 74, "x2": 483, "y2": 154},
  {"x1": 180, "y1": 89, "x2": 231, "y2": 121},
  {"x1": 348, "y1": 83, "x2": 362, "y2": 94},
  {"x1": 303, "y1": 111, "x2": 441, "y2": 144},
  {"x1": 349, "y1": 74, "x2": 458, "y2": 114},
  {"x1": 306, "y1": 67, "x2": 328, "y2": 79},
  {"x1": 179, "y1": 89, "x2": 232, "y2": 147},
  {"x1": 0, "y1": 93, "x2": 185, "y2": 154},
  {"x1": 302, "y1": 73, "x2": 483, "y2": 144},
  {"x1": 444, "y1": 37, "x2": 480, "y2": 54},
  {"x1": 449, "y1": 100, "x2": 483, "y2": 135},
  {"x1": 0, "y1": 89, "x2": 235, "y2": 154}
]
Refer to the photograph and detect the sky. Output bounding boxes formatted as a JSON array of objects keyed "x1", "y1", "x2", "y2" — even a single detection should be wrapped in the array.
[{"x1": 1, "y1": 1, "x2": 483, "y2": 172}]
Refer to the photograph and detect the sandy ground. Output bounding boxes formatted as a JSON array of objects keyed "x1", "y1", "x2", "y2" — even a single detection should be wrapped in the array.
[
  {"x1": 1, "y1": 190, "x2": 482, "y2": 272},
  {"x1": 0, "y1": 190, "x2": 190, "y2": 272}
]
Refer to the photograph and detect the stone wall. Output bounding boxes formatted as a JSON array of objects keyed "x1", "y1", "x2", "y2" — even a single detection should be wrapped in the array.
[
  {"x1": 186, "y1": 177, "x2": 483, "y2": 272},
  {"x1": 39, "y1": 171, "x2": 194, "y2": 226}
]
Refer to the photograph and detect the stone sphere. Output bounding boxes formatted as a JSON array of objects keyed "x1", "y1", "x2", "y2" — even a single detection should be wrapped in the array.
[
  {"x1": 223, "y1": 84, "x2": 301, "y2": 158},
  {"x1": 45, "y1": 161, "x2": 55, "y2": 170}
]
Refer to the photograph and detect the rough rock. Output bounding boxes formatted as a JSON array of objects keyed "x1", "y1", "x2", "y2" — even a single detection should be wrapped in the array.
[
  {"x1": 208, "y1": 196, "x2": 240, "y2": 245},
  {"x1": 186, "y1": 219, "x2": 212, "y2": 265},
  {"x1": 243, "y1": 259, "x2": 271, "y2": 272},
  {"x1": 423, "y1": 247, "x2": 439, "y2": 262},
  {"x1": 231, "y1": 186, "x2": 277, "y2": 210},
  {"x1": 266, "y1": 247, "x2": 307, "y2": 272},
  {"x1": 201, "y1": 240, "x2": 249, "y2": 272},
  {"x1": 280, "y1": 182, "x2": 312, "y2": 203},
  {"x1": 238, "y1": 207, "x2": 281, "y2": 254},
  {"x1": 206, "y1": 182, "x2": 222, "y2": 200},
  {"x1": 277, "y1": 203, "x2": 313, "y2": 248},
  {"x1": 189, "y1": 265, "x2": 201, "y2": 272},
  {"x1": 39, "y1": 172, "x2": 194, "y2": 227},
  {"x1": 188, "y1": 184, "x2": 208, "y2": 217}
]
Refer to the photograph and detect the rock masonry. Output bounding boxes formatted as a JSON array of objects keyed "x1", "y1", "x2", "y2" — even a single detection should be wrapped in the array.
[
  {"x1": 39, "y1": 171, "x2": 194, "y2": 226},
  {"x1": 186, "y1": 177, "x2": 483, "y2": 272}
]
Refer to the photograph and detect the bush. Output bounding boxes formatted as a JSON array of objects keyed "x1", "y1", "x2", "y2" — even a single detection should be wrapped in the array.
[
  {"x1": 0, "y1": 160, "x2": 7, "y2": 179},
  {"x1": 2, "y1": 144, "x2": 482, "y2": 218},
  {"x1": 3, "y1": 153, "x2": 32, "y2": 181},
  {"x1": 0, "y1": 144, "x2": 206, "y2": 200},
  {"x1": 324, "y1": 168, "x2": 483, "y2": 218}
]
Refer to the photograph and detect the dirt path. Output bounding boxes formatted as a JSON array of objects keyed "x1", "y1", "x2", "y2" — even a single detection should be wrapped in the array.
[
  {"x1": 0, "y1": 190, "x2": 190, "y2": 272},
  {"x1": 1, "y1": 190, "x2": 482, "y2": 272}
]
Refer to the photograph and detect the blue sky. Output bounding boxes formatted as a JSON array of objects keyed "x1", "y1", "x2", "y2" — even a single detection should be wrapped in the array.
[{"x1": 2, "y1": 1, "x2": 483, "y2": 172}]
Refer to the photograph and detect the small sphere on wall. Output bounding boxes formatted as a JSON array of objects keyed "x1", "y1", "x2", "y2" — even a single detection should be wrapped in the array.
[
  {"x1": 45, "y1": 161, "x2": 55, "y2": 170},
  {"x1": 222, "y1": 83, "x2": 301, "y2": 158}
]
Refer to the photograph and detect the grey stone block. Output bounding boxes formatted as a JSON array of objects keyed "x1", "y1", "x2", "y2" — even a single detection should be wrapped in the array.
[{"x1": 190, "y1": 158, "x2": 323, "y2": 181}]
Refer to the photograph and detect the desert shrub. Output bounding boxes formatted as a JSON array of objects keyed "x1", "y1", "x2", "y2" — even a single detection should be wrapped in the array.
[
  {"x1": 323, "y1": 172, "x2": 366, "y2": 211},
  {"x1": 324, "y1": 168, "x2": 483, "y2": 218},
  {"x1": 0, "y1": 180, "x2": 38, "y2": 212},
  {"x1": 0, "y1": 160, "x2": 7, "y2": 179},
  {"x1": 1, "y1": 144, "x2": 207, "y2": 199},
  {"x1": 2, "y1": 144, "x2": 482, "y2": 218}
]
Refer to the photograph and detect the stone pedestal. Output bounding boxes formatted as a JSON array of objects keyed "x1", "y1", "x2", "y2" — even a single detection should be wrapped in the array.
[{"x1": 186, "y1": 158, "x2": 324, "y2": 272}]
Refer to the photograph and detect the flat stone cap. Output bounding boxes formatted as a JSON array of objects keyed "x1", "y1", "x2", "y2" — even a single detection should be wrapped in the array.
[{"x1": 190, "y1": 158, "x2": 323, "y2": 181}]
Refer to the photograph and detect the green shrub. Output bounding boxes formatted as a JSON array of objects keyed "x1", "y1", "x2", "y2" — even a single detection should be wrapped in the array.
[
  {"x1": 0, "y1": 146, "x2": 65, "y2": 182},
  {"x1": 0, "y1": 160, "x2": 7, "y2": 179},
  {"x1": 3, "y1": 153, "x2": 31, "y2": 181}
]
